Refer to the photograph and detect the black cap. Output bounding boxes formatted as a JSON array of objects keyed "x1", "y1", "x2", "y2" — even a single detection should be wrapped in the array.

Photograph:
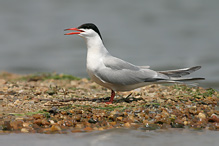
[{"x1": 78, "y1": 23, "x2": 102, "y2": 40}]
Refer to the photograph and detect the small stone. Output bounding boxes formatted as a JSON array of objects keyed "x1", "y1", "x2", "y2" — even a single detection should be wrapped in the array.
[
  {"x1": 18, "y1": 90, "x2": 24, "y2": 94},
  {"x1": 116, "y1": 117, "x2": 123, "y2": 121},
  {"x1": 189, "y1": 106, "x2": 197, "y2": 114},
  {"x1": 33, "y1": 114, "x2": 43, "y2": 120},
  {"x1": 184, "y1": 121, "x2": 188, "y2": 125},
  {"x1": 124, "y1": 122, "x2": 131, "y2": 128},
  {"x1": 49, "y1": 120, "x2": 55, "y2": 124},
  {"x1": 208, "y1": 114, "x2": 219, "y2": 123},
  {"x1": 2, "y1": 121, "x2": 12, "y2": 130},
  {"x1": 33, "y1": 119, "x2": 43, "y2": 126},
  {"x1": 49, "y1": 107, "x2": 59, "y2": 115},
  {"x1": 8, "y1": 90, "x2": 17, "y2": 95},
  {"x1": 23, "y1": 122, "x2": 30, "y2": 128},
  {"x1": 15, "y1": 117, "x2": 24, "y2": 121},
  {"x1": 75, "y1": 115, "x2": 81, "y2": 122},
  {"x1": 198, "y1": 112, "x2": 206, "y2": 120},
  {"x1": 144, "y1": 115, "x2": 149, "y2": 120},
  {"x1": 42, "y1": 119, "x2": 50, "y2": 125},
  {"x1": 0, "y1": 95, "x2": 4, "y2": 100},
  {"x1": 61, "y1": 111, "x2": 67, "y2": 115},
  {"x1": 110, "y1": 110, "x2": 117, "y2": 115},
  {"x1": 10, "y1": 121, "x2": 23, "y2": 130},
  {"x1": 98, "y1": 127, "x2": 104, "y2": 131},
  {"x1": 215, "y1": 123, "x2": 219, "y2": 129},
  {"x1": 28, "y1": 100, "x2": 35, "y2": 104},
  {"x1": 108, "y1": 115, "x2": 114, "y2": 121},
  {"x1": 129, "y1": 115, "x2": 135, "y2": 122},
  {"x1": 88, "y1": 118, "x2": 97, "y2": 123},
  {"x1": 14, "y1": 99, "x2": 21, "y2": 105},
  {"x1": 109, "y1": 122, "x2": 117, "y2": 126},
  {"x1": 69, "y1": 110, "x2": 74, "y2": 114},
  {"x1": 21, "y1": 128, "x2": 29, "y2": 133},
  {"x1": 8, "y1": 103, "x2": 15, "y2": 107},
  {"x1": 170, "y1": 114, "x2": 176, "y2": 120},
  {"x1": 70, "y1": 81, "x2": 77, "y2": 86},
  {"x1": 50, "y1": 125, "x2": 61, "y2": 132},
  {"x1": 75, "y1": 124, "x2": 84, "y2": 129}
]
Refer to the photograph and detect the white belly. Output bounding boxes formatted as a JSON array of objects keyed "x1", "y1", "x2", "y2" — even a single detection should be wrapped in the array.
[{"x1": 87, "y1": 68, "x2": 112, "y2": 89}]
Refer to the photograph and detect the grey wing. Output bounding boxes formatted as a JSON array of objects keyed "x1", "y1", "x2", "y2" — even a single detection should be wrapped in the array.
[
  {"x1": 102, "y1": 55, "x2": 139, "y2": 71},
  {"x1": 95, "y1": 56, "x2": 167, "y2": 85}
]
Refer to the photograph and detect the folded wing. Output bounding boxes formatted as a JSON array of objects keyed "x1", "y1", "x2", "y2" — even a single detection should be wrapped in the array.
[{"x1": 94, "y1": 56, "x2": 168, "y2": 85}]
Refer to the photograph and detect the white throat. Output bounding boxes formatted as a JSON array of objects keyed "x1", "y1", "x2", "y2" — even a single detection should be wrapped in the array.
[
  {"x1": 85, "y1": 35, "x2": 109, "y2": 59},
  {"x1": 83, "y1": 35, "x2": 109, "y2": 72}
]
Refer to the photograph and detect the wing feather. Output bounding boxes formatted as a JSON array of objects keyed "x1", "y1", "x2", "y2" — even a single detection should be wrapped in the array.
[{"x1": 94, "y1": 56, "x2": 165, "y2": 85}]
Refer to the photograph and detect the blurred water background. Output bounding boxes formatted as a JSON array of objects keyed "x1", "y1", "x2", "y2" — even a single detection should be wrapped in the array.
[{"x1": 0, "y1": 0, "x2": 219, "y2": 89}]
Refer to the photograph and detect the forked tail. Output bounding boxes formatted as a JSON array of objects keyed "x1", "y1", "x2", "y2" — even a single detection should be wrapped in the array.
[{"x1": 158, "y1": 66, "x2": 205, "y2": 82}]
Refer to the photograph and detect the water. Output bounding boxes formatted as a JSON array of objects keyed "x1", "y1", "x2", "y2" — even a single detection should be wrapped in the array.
[{"x1": 1, "y1": 129, "x2": 218, "y2": 146}]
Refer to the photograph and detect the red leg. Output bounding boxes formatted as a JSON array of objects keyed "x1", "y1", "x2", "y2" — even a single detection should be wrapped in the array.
[{"x1": 106, "y1": 90, "x2": 115, "y2": 104}]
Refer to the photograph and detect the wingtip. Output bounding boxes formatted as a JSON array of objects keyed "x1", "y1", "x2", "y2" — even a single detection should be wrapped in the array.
[
  {"x1": 196, "y1": 66, "x2": 202, "y2": 69},
  {"x1": 190, "y1": 66, "x2": 202, "y2": 71},
  {"x1": 194, "y1": 77, "x2": 205, "y2": 80}
]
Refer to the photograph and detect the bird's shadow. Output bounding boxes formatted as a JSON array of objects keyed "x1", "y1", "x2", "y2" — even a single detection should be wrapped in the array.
[
  {"x1": 49, "y1": 93, "x2": 144, "y2": 103},
  {"x1": 91, "y1": 94, "x2": 144, "y2": 103}
]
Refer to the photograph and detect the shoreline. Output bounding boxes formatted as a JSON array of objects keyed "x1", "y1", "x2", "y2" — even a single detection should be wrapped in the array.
[{"x1": 0, "y1": 72, "x2": 218, "y2": 133}]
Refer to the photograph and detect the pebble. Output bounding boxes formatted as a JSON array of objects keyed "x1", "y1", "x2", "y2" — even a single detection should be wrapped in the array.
[
  {"x1": 21, "y1": 128, "x2": 29, "y2": 133},
  {"x1": 116, "y1": 117, "x2": 123, "y2": 121},
  {"x1": 50, "y1": 125, "x2": 61, "y2": 132},
  {"x1": 75, "y1": 124, "x2": 84, "y2": 129},
  {"x1": 198, "y1": 112, "x2": 206, "y2": 120},
  {"x1": 49, "y1": 120, "x2": 55, "y2": 124},
  {"x1": 208, "y1": 114, "x2": 219, "y2": 123},
  {"x1": 23, "y1": 122, "x2": 30, "y2": 128},
  {"x1": 124, "y1": 122, "x2": 131, "y2": 128}
]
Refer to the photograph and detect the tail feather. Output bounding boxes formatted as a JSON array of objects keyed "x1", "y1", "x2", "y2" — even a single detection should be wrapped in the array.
[
  {"x1": 159, "y1": 66, "x2": 201, "y2": 78},
  {"x1": 158, "y1": 66, "x2": 205, "y2": 83},
  {"x1": 170, "y1": 77, "x2": 205, "y2": 82}
]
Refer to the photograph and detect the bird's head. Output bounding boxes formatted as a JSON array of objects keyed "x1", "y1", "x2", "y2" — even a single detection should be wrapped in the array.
[{"x1": 64, "y1": 23, "x2": 102, "y2": 40}]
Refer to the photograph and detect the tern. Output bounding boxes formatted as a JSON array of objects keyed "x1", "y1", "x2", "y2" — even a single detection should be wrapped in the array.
[{"x1": 64, "y1": 23, "x2": 204, "y2": 104}]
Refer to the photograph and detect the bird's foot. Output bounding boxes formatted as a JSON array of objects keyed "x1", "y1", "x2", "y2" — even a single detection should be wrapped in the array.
[{"x1": 105, "y1": 101, "x2": 113, "y2": 104}]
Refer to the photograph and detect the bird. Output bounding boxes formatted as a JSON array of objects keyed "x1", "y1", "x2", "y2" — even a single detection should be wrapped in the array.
[{"x1": 64, "y1": 23, "x2": 204, "y2": 104}]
